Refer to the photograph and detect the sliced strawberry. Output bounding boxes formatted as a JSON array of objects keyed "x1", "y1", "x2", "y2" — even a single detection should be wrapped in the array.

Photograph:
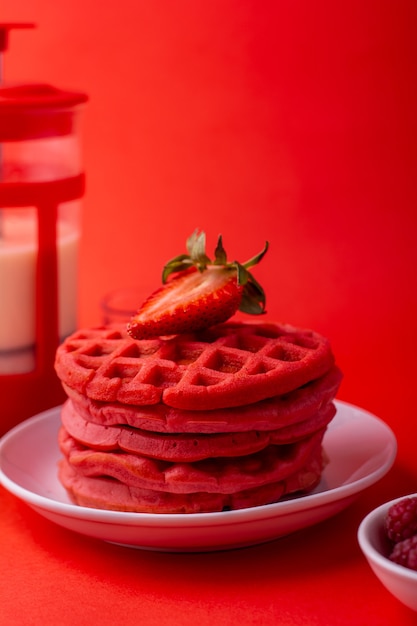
[{"x1": 127, "y1": 230, "x2": 268, "y2": 339}]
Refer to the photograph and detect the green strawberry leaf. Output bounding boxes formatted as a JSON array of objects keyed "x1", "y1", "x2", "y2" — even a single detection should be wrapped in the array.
[
  {"x1": 187, "y1": 230, "x2": 211, "y2": 270},
  {"x1": 162, "y1": 255, "x2": 193, "y2": 283},
  {"x1": 243, "y1": 241, "x2": 269, "y2": 269},
  {"x1": 214, "y1": 235, "x2": 228, "y2": 265},
  {"x1": 235, "y1": 262, "x2": 250, "y2": 286},
  {"x1": 240, "y1": 279, "x2": 266, "y2": 315}
]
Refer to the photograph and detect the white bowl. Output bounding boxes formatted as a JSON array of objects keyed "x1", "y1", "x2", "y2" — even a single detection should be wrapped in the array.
[{"x1": 358, "y1": 494, "x2": 417, "y2": 612}]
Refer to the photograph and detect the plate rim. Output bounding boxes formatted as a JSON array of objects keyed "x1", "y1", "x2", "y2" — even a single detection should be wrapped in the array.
[{"x1": 0, "y1": 400, "x2": 397, "y2": 530}]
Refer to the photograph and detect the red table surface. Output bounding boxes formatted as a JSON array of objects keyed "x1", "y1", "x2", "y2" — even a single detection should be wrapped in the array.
[{"x1": 1, "y1": 1, "x2": 417, "y2": 624}]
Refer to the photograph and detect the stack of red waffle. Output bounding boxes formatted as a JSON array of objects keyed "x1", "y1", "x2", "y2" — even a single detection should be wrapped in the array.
[{"x1": 55, "y1": 322, "x2": 342, "y2": 513}]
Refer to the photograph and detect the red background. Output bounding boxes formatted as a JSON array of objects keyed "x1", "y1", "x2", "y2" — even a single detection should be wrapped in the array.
[{"x1": 1, "y1": 1, "x2": 417, "y2": 625}]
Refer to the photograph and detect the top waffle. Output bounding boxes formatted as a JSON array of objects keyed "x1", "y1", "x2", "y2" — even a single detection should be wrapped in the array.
[{"x1": 55, "y1": 321, "x2": 335, "y2": 411}]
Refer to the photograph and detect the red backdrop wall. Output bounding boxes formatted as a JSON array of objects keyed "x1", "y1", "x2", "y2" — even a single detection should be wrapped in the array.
[{"x1": 2, "y1": 1, "x2": 417, "y2": 471}]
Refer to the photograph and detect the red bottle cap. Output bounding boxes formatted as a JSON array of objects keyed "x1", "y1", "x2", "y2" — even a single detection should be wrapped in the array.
[
  {"x1": 0, "y1": 23, "x2": 88, "y2": 140},
  {"x1": 0, "y1": 83, "x2": 88, "y2": 140}
]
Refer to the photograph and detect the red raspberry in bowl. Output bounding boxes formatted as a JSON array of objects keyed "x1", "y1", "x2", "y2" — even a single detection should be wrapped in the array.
[
  {"x1": 389, "y1": 535, "x2": 417, "y2": 571},
  {"x1": 385, "y1": 496, "x2": 417, "y2": 543}
]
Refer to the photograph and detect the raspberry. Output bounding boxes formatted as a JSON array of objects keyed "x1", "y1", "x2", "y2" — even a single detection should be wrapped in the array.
[
  {"x1": 389, "y1": 535, "x2": 417, "y2": 571},
  {"x1": 385, "y1": 496, "x2": 417, "y2": 542}
]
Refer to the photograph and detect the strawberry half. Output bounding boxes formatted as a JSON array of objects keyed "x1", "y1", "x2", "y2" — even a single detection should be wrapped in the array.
[{"x1": 127, "y1": 230, "x2": 268, "y2": 339}]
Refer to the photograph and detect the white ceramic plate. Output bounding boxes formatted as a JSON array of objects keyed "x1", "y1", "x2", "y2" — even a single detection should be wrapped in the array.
[{"x1": 0, "y1": 400, "x2": 396, "y2": 552}]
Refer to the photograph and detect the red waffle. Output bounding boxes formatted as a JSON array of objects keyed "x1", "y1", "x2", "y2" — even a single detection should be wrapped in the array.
[
  {"x1": 61, "y1": 398, "x2": 335, "y2": 462},
  {"x1": 59, "y1": 426, "x2": 325, "y2": 494},
  {"x1": 63, "y1": 366, "x2": 342, "y2": 433},
  {"x1": 58, "y1": 448, "x2": 323, "y2": 513},
  {"x1": 55, "y1": 322, "x2": 335, "y2": 411}
]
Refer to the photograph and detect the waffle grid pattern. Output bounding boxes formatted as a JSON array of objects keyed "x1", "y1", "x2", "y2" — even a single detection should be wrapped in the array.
[{"x1": 55, "y1": 323, "x2": 335, "y2": 410}]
